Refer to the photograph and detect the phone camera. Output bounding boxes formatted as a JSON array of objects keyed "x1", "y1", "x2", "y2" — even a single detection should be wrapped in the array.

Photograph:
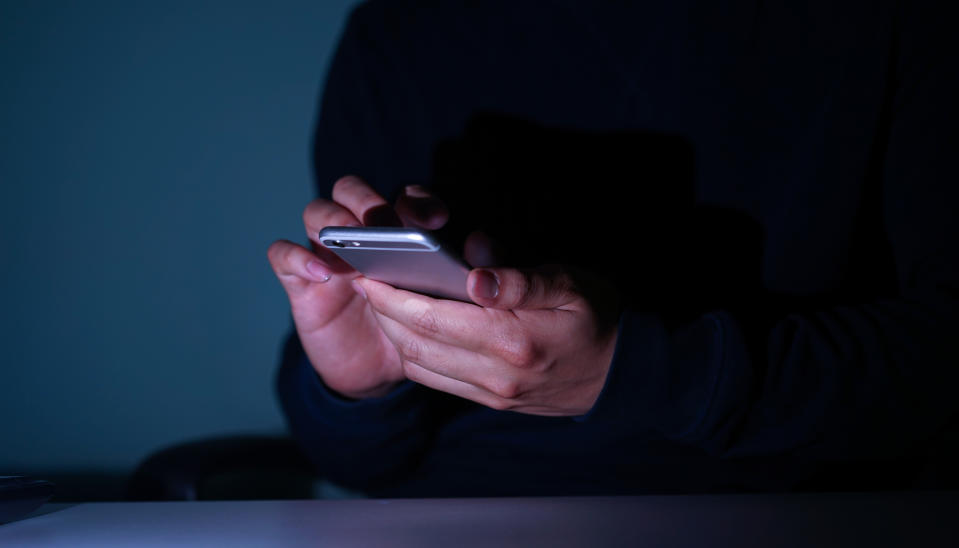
[{"x1": 330, "y1": 240, "x2": 346, "y2": 248}]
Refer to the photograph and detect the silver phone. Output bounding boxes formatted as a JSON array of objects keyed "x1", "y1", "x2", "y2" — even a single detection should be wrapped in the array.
[{"x1": 319, "y1": 226, "x2": 471, "y2": 301}]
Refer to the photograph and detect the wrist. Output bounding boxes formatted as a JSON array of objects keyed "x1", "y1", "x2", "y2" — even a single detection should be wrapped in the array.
[{"x1": 321, "y1": 375, "x2": 405, "y2": 401}]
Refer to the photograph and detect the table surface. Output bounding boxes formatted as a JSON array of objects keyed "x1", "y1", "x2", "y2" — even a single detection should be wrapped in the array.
[{"x1": 1, "y1": 492, "x2": 957, "y2": 547}]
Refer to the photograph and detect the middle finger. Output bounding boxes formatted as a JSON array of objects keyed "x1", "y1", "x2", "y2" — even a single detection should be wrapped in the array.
[
  {"x1": 331, "y1": 175, "x2": 402, "y2": 226},
  {"x1": 371, "y1": 309, "x2": 507, "y2": 390},
  {"x1": 357, "y1": 277, "x2": 512, "y2": 355}
]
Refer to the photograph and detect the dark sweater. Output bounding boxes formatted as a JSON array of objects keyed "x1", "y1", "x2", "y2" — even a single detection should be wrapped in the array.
[{"x1": 277, "y1": 0, "x2": 959, "y2": 497}]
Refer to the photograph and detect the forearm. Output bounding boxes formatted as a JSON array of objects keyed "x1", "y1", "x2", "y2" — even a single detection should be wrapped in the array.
[{"x1": 584, "y1": 290, "x2": 958, "y2": 461}]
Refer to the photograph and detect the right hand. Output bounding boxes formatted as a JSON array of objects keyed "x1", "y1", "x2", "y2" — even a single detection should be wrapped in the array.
[{"x1": 267, "y1": 175, "x2": 452, "y2": 399}]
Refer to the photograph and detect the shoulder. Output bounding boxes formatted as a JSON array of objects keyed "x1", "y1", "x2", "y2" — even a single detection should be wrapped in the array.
[
  {"x1": 346, "y1": 1, "x2": 491, "y2": 40},
  {"x1": 341, "y1": 0, "x2": 525, "y2": 63}
]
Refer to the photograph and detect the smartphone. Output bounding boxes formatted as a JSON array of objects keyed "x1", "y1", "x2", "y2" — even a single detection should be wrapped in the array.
[{"x1": 319, "y1": 226, "x2": 471, "y2": 301}]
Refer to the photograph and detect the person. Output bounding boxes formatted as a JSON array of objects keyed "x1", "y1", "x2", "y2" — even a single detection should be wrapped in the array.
[{"x1": 267, "y1": 0, "x2": 958, "y2": 497}]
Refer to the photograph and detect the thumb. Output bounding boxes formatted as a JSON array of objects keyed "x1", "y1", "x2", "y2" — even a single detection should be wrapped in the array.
[{"x1": 467, "y1": 266, "x2": 577, "y2": 310}]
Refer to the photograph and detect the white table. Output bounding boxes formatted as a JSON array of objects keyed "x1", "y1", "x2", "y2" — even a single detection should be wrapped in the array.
[{"x1": 1, "y1": 492, "x2": 957, "y2": 547}]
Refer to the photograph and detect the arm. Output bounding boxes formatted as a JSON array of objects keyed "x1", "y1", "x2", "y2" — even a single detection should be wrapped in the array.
[
  {"x1": 272, "y1": 6, "x2": 440, "y2": 493},
  {"x1": 585, "y1": 0, "x2": 959, "y2": 462},
  {"x1": 352, "y1": 0, "x2": 958, "y2": 470},
  {"x1": 276, "y1": 332, "x2": 434, "y2": 492}
]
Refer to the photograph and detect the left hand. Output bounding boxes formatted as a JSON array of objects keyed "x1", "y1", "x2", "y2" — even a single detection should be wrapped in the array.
[{"x1": 353, "y1": 265, "x2": 620, "y2": 416}]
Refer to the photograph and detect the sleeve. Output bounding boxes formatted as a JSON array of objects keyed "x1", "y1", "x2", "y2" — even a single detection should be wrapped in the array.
[
  {"x1": 582, "y1": 1, "x2": 959, "y2": 465},
  {"x1": 276, "y1": 332, "x2": 436, "y2": 492},
  {"x1": 310, "y1": 5, "x2": 380, "y2": 198},
  {"x1": 310, "y1": 2, "x2": 414, "y2": 200},
  {"x1": 275, "y1": 4, "x2": 438, "y2": 493}
]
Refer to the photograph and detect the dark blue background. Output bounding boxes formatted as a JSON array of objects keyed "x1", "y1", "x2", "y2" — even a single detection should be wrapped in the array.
[{"x1": 0, "y1": 0, "x2": 358, "y2": 493}]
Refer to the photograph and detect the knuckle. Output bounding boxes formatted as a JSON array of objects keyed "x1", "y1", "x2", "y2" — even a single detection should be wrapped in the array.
[
  {"x1": 399, "y1": 337, "x2": 423, "y2": 363},
  {"x1": 334, "y1": 176, "x2": 377, "y2": 204},
  {"x1": 409, "y1": 305, "x2": 440, "y2": 336},
  {"x1": 495, "y1": 336, "x2": 539, "y2": 369},
  {"x1": 282, "y1": 246, "x2": 301, "y2": 267},
  {"x1": 266, "y1": 241, "x2": 300, "y2": 271},
  {"x1": 266, "y1": 241, "x2": 285, "y2": 264},
  {"x1": 331, "y1": 177, "x2": 354, "y2": 198},
  {"x1": 333, "y1": 175, "x2": 362, "y2": 192},
  {"x1": 302, "y1": 199, "x2": 323, "y2": 225},
  {"x1": 303, "y1": 199, "x2": 352, "y2": 230},
  {"x1": 489, "y1": 377, "x2": 522, "y2": 400}
]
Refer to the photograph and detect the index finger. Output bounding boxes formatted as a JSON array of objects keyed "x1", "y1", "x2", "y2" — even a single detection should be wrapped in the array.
[
  {"x1": 332, "y1": 175, "x2": 402, "y2": 226},
  {"x1": 301, "y1": 198, "x2": 361, "y2": 272},
  {"x1": 354, "y1": 277, "x2": 512, "y2": 355}
]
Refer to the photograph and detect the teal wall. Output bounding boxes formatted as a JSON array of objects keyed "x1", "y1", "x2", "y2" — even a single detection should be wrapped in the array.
[{"x1": 0, "y1": 0, "x2": 358, "y2": 488}]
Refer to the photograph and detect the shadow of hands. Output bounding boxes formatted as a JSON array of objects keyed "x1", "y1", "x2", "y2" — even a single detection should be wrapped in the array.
[{"x1": 431, "y1": 113, "x2": 764, "y2": 323}]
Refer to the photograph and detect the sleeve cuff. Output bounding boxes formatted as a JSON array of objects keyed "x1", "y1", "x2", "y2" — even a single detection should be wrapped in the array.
[
  {"x1": 309, "y1": 361, "x2": 419, "y2": 412},
  {"x1": 277, "y1": 336, "x2": 430, "y2": 435}
]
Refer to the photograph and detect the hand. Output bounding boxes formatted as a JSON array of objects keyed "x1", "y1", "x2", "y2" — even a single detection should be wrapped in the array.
[
  {"x1": 354, "y1": 265, "x2": 621, "y2": 416},
  {"x1": 267, "y1": 175, "x2": 450, "y2": 399}
]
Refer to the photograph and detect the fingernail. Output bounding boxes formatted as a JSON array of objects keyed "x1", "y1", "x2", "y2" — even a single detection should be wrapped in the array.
[
  {"x1": 351, "y1": 279, "x2": 367, "y2": 299},
  {"x1": 306, "y1": 260, "x2": 331, "y2": 282},
  {"x1": 472, "y1": 269, "x2": 499, "y2": 300}
]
